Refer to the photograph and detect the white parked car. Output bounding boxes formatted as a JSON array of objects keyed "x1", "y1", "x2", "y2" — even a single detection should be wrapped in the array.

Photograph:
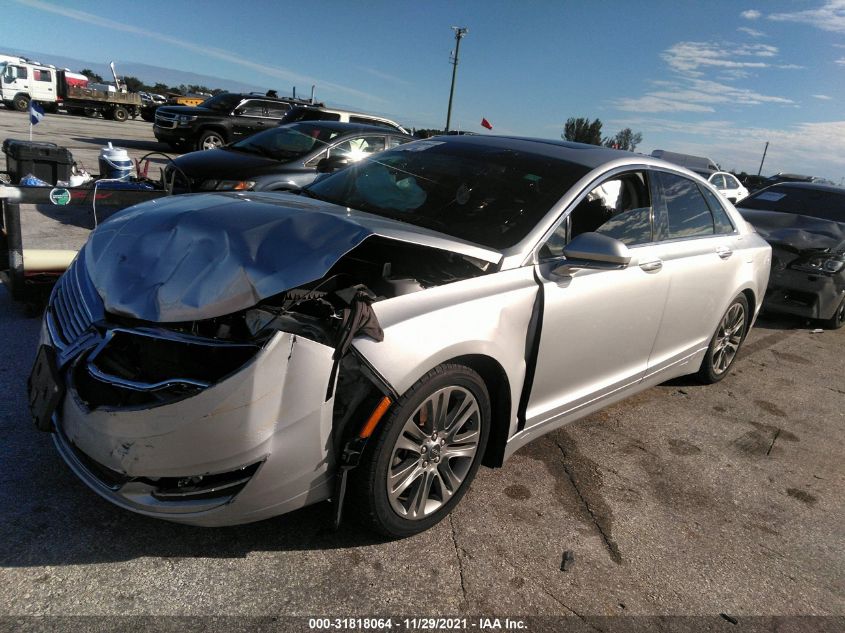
[
  {"x1": 708, "y1": 171, "x2": 749, "y2": 203},
  {"x1": 30, "y1": 136, "x2": 771, "y2": 537}
]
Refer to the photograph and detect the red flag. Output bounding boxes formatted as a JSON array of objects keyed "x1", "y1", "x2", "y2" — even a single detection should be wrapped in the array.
[{"x1": 480, "y1": 117, "x2": 493, "y2": 130}]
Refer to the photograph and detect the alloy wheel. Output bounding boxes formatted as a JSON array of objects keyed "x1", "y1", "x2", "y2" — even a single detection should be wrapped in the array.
[
  {"x1": 711, "y1": 301, "x2": 746, "y2": 375},
  {"x1": 386, "y1": 386, "x2": 481, "y2": 520}
]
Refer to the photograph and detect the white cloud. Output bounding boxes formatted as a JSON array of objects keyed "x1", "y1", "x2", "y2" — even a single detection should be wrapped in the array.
[
  {"x1": 609, "y1": 116, "x2": 845, "y2": 178},
  {"x1": 662, "y1": 42, "x2": 780, "y2": 77},
  {"x1": 14, "y1": 0, "x2": 383, "y2": 103},
  {"x1": 741, "y1": 9, "x2": 762, "y2": 20},
  {"x1": 813, "y1": 94, "x2": 833, "y2": 99},
  {"x1": 615, "y1": 46, "x2": 795, "y2": 113},
  {"x1": 769, "y1": 1, "x2": 845, "y2": 34},
  {"x1": 738, "y1": 26, "x2": 766, "y2": 37},
  {"x1": 837, "y1": 57, "x2": 845, "y2": 65}
]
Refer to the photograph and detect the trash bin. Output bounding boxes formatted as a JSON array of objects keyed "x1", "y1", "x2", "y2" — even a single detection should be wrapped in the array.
[{"x1": 2, "y1": 139, "x2": 74, "y2": 185}]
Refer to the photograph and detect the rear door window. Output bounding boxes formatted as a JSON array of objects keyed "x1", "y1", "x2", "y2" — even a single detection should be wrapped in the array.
[
  {"x1": 238, "y1": 100, "x2": 265, "y2": 116},
  {"x1": 657, "y1": 172, "x2": 715, "y2": 239},
  {"x1": 265, "y1": 102, "x2": 291, "y2": 118},
  {"x1": 699, "y1": 185, "x2": 735, "y2": 234}
]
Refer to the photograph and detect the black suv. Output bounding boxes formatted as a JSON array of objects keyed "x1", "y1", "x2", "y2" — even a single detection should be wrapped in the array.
[{"x1": 153, "y1": 92, "x2": 319, "y2": 152}]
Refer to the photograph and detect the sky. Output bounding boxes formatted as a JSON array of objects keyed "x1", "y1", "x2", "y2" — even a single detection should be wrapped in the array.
[{"x1": 3, "y1": 0, "x2": 845, "y2": 181}]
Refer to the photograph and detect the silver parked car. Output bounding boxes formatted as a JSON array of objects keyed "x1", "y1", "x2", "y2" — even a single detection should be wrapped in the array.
[{"x1": 29, "y1": 136, "x2": 771, "y2": 537}]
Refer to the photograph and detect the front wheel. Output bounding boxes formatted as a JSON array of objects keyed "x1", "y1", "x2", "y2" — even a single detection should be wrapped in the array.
[
  {"x1": 697, "y1": 294, "x2": 749, "y2": 383},
  {"x1": 197, "y1": 130, "x2": 225, "y2": 151},
  {"x1": 349, "y1": 364, "x2": 490, "y2": 538},
  {"x1": 822, "y1": 295, "x2": 845, "y2": 330},
  {"x1": 13, "y1": 93, "x2": 30, "y2": 112}
]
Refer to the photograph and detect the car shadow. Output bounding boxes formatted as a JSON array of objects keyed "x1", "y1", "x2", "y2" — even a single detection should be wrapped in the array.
[{"x1": 0, "y1": 438, "x2": 389, "y2": 568}]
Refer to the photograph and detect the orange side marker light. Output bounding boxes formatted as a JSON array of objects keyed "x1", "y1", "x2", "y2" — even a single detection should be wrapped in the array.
[{"x1": 359, "y1": 397, "x2": 392, "y2": 439}]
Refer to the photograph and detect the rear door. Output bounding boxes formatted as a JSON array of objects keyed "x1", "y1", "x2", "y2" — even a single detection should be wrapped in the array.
[
  {"x1": 526, "y1": 170, "x2": 670, "y2": 428},
  {"x1": 645, "y1": 171, "x2": 745, "y2": 377}
]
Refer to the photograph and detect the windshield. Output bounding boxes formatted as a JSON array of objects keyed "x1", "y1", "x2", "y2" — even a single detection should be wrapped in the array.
[
  {"x1": 305, "y1": 140, "x2": 590, "y2": 249},
  {"x1": 231, "y1": 123, "x2": 344, "y2": 160},
  {"x1": 738, "y1": 185, "x2": 845, "y2": 223},
  {"x1": 199, "y1": 93, "x2": 242, "y2": 112}
]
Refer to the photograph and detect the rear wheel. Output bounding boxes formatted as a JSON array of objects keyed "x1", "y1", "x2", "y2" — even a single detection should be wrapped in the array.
[
  {"x1": 13, "y1": 93, "x2": 30, "y2": 112},
  {"x1": 822, "y1": 295, "x2": 845, "y2": 330},
  {"x1": 111, "y1": 106, "x2": 128, "y2": 122},
  {"x1": 697, "y1": 294, "x2": 749, "y2": 383},
  {"x1": 349, "y1": 364, "x2": 490, "y2": 538}
]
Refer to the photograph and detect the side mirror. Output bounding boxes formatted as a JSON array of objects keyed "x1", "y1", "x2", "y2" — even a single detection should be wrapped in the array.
[
  {"x1": 316, "y1": 155, "x2": 351, "y2": 173},
  {"x1": 555, "y1": 232, "x2": 631, "y2": 273}
]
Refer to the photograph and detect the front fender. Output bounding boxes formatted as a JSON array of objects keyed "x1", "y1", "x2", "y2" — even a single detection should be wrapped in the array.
[{"x1": 353, "y1": 267, "x2": 539, "y2": 438}]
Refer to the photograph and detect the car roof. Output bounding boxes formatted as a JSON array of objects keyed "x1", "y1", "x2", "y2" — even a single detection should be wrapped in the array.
[
  {"x1": 758, "y1": 181, "x2": 845, "y2": 195},
  {"x1": 283, "y1": 121, "x2": 412, "y2": 135},
  {"x1": 425, "y1": 134, "x2": 639, "y2": 169}
]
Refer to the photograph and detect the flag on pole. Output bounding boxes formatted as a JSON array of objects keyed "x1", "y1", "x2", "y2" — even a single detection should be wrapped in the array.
[
  {"x1": 480, "y1": 117, "x2": 493, "y2": 130},
  {"x1": 29, "y1": 100, "x2": 45, "y2": 125}
]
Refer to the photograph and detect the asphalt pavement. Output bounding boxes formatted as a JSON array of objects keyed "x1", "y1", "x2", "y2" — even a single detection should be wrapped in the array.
[{"x1": 0, "y1": 107, "x2": 843, "y2": 630}]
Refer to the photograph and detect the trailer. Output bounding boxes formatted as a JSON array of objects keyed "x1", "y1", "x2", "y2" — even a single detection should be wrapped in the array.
[
  {"x1": 0, "y1": 185, "x2": 169, "y2": 310},
  {"x1": 0, "y1": 59, "x2": 142, "y2": 122}
]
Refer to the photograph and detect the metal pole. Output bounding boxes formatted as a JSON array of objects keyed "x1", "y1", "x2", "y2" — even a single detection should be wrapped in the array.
[
  {"x1": 757, "y1": 141, "x2": 769, "y2": 176},
  {"x1": 445, "y1": 27, "x2": 468, "y2": 133}
]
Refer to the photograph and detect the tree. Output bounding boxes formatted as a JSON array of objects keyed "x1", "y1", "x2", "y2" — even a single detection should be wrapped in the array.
[
  {"x1": 78, "y1": 68, "x2": 103, "y2": 83},
  {"x1": 122, "y1": 75, "x2": 144, "y2": 92},
  {"x1": 563, "y1": 117, "x2": 603, "y2": 145},
  {"x1": 602, "y1": 128, "x2": 643, "y2": 152}
]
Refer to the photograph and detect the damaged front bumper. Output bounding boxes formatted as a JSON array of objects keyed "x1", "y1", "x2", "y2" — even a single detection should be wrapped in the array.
[
  {"x1": 44, "y1": 330, "x2": 339, "y2": 526},
  {"x1": 764, "y1": 266, "x2": 844, "y2": 321}
]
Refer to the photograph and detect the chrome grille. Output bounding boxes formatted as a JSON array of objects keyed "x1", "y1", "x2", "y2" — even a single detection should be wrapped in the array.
[
  {"x1": 154, "y1": 111, "x2": 178, "y2": 129},
  {"x1": 47, "y1": 255, "x2": 104, "y2": 351}
]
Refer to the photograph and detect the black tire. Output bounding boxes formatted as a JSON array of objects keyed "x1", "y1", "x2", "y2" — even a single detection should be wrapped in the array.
[
  {"x1": 697, "y1": 294, "x2": 749, "y2": 384},
  {"x1": 822, "y1": 295, "x2": 845, "y2": 330},
  {"x1": 112, "y1": 106, "x2": 128, "y2": 122},
  {"x1": 140, "y1": 110, "x2": 154, "y2": 122},
  {"x1": 84, "y1": 108, "x2": 98, "y2": 118},
  {"x1": 348, "y1": 364, "x2": 490, "y2": 538},
  {"x1": 13, "y1": 93, "x2": 30, "y2": 112},
  {"x1": 197, "y1": 129, "x2": 226, "y2": 151}
]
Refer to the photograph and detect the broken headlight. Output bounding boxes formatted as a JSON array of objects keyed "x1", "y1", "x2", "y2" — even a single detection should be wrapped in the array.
[
  {"x1": 75, "y1": 327, "x2": 261, "y2": 409},
  {"x1": 790, "y1": 254, "x2": 844, "y2": 275}
]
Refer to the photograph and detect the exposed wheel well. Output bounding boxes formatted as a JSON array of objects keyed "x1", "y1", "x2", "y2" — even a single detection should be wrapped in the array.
[{"x1": 449, "y1": 354, "x2": 511, "y2": 468}]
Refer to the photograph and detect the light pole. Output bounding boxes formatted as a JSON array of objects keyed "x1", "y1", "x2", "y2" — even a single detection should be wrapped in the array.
[{"x1": 445, "y1": 26, "x2": 468, "y2": 133}]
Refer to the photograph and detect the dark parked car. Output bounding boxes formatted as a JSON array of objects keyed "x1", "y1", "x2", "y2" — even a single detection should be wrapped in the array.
[
  {"x1": 737, "y1": 182, "x2": 845, "y2": 328},
  {"x1": 165, "y1": 121, "x2": 412, "y2": 192},
  {"x1": 154, "y1": 92, "x2": 318, "y2": 152}
]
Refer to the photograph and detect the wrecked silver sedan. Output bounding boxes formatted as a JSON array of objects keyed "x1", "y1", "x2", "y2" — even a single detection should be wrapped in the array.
[{"x1": 28, "y1": 136, "x2": 771, "y2": 537}]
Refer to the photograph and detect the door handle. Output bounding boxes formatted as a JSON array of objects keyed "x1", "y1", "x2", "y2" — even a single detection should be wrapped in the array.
[
  {"x1": 639, "y1": 258, "x2": 663, "y2": 272},
  {"x1": 716, "y1": 246, "x2": 733, "y2": 260}
]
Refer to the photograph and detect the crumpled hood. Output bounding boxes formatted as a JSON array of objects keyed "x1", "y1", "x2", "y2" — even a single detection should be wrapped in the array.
[
  {"x1": 739, "y1": 209, "x2": 845, "y2": 253},
  {"x1": 84, "y1": 192, "x2": 501, "y2": 322}
]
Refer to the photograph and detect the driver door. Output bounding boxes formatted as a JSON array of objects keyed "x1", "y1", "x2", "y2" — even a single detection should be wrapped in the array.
[{"x1": 525, "y1": 170, "x2": 670, "y2": 429}]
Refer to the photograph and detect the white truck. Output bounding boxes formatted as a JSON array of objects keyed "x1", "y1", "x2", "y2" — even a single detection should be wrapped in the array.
[{"x1": 0, "y1": 58, "x2": 141, "y2": 122}]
